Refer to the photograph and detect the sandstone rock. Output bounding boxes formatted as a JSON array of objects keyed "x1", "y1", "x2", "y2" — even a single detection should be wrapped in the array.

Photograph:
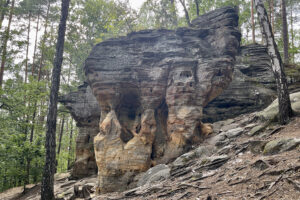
[
  {"x1": 84, "y1": 7, "x2": 241, "y2": 193},
  {"x1": 137, "y1": 164, "x2": 170, "y2": 187},
  {"x1": 263, "y1": 138, "x2": 300, "y2": 155},
  {"x1": 257, "y1": 92, "x2": 300, "y2": 121},
  {"x1": 203, "y1": 44, "x2": 276, "y2": 122},
  {"x1": 59, "y1": 83, "x2": 100, "y2": 178}
]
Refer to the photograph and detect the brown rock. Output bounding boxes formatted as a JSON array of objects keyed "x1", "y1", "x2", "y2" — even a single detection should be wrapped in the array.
[{"x1": 84, "y1": 6, "x2": 241, "y2": 193}]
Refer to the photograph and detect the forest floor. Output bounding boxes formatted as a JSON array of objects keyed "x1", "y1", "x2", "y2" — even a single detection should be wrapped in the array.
[{"x1": 1, "y1": 114, "x2": 300, "y2": 200}]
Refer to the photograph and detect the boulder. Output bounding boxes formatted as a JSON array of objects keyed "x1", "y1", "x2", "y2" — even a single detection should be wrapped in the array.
[
  {"x1": 263, "y1": 138, "x2": 300, "y2": 155},
  {"x1": 256, "y1": 91, "x2": 300, "y2": 121},
  {"x1": 137, "y1": 164, "x2": 170, "y2": 187},
  {"x1": 59, "y1": 83, "x2": 100, "y2": 178},
  {"x1": 84, "y1": 6, "x2": 241, "y2": 193},
  {"x1": 203, "y1": 44, "x2": 276, "y2": 122}
]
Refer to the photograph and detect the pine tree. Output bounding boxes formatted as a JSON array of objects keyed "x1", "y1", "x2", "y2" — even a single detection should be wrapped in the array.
[{"x1": 41, "y1": 0, "x2": 70, "y2": 199}]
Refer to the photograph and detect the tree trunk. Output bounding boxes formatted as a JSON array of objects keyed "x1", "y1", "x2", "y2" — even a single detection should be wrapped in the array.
[
  {"x1": 254, "y1": 0, "x2": 293, "y2": 125},
  {"x1": 271, "y1": 0, "x2": 274, "y2": 32},
  {"x1": 38, "y1": 1, "x2": 50, "y2": 81},
  {"x1": 281, "y1": 0, "x2": 289, "y2": 64},
  {"x1": 67, "y1": 118, "x2": 73, "y2": 170},
  {"x1": 251, "y1": 0, "x2": 256, "y2": 43},
  {"x1": 0, "y1": 0, "x2": 14, "y2": 88},
  {"x1": 25, "y1": 12, "x2": 31, "y2": 83},
  {"x1": 41, "y1": 0, "x2": 70, "y2": 199},
  {"x1": 179, "y1": 0, "x2": 191, "y2": 26},
  {"x1": 290, "y1": 5, "x2": 294, "y2": 63},
  {"x1": 57, "y1": 117, "x2": 65, "y2": 156},
  {"x1": 32, "y1": 8, "x2": 41, "y2": 76},
  {"x1": 194, "y1": 0, "x2": 200, "y2": 17},
  {"x1": 0, "y1": 0, "x2": 10, "y2": 30}
]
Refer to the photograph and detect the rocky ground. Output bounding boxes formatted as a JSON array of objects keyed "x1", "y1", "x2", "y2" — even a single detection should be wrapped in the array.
[{"x1": 1, "y1": 95, "x2": 300, "y2": 200}]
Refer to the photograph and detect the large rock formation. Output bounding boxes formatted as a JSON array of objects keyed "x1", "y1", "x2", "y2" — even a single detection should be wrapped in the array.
[
  {"x1": 203, "y1": 44, "x2": 277, "y2": 122},
  {"x1": 59, "y1": 83, "x2": 100, "y2": 178},
  {"x1": 84, "y1": 6, "x2": 241, "y2": 193}
]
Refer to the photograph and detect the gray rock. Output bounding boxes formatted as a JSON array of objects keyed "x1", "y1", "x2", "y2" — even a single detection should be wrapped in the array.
[
  {"x1": 251, "y1": 159, "x2": 269, "y2": 170},
  {"x1": 256, "y1": 92, "x2": 300, "y2": 121},
  {"x1": 247, "y1": 125, "x2": 265, "y2": 136},
  {"x1": 225, "y1": 127, "x2": 244, "y2": 138},
  {"x1": 263, "y1": 138, "x2": 300, "y2": 155},
  {"x1": 59, "y1": 83, "x2": 100, "y2": 178},
  {"x1": 172, "y1": 145, "x2": 216, "y2": 167},
  {"x1": 203, "y1": 44, "x2": 276, "y2": 122},
  {"x1": 137, "y1": 164, "x2": 170, "y2": 187}
]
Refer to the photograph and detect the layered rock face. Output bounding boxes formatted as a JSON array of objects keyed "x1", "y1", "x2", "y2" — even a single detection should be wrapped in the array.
[
  {"x1": 203, "y1": 44, "x2": 277, "y2": 122},
  {"x1": 84, "y1": 6, "x2": 241, "y2": 193},
  {"x1": 59, "y1": 83, "x2": 100, "y2": 178}
]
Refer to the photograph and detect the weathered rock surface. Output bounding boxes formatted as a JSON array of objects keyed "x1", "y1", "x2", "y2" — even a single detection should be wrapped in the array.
[
  {"x1": 263, "y1": 138, "x2": 300, "y2": 155},
  {"x1": 256, "y1": 91, "x2": 300, "y2": 121},
  {"x1": 84, "y1": 6, "x2": 241, "y2": 193},
  {"x1": 203, "y1": 44, "x2": 276, "y2": 122},
  {"x1": 59, "y1": 83, "x2": 100, "y2": 178},
  {"x1": 137, "y1": 164, "x2": 171, "y2": 187}
]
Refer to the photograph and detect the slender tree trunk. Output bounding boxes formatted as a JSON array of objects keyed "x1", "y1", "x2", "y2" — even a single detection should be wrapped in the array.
[
  {"x1": 271, "y1": 0, "x2": 274, "y2": 32},
  {"x1": 251, "y1": 0, "x2": 256, "y2": 43},
  {"x1": 281, "y1": 0, "x2": 289, "y2": 64},
  {"x1": 38, "y1": 1, "x2": 50, "y2": 81},
  {"x1": 0, "y1": 0, "x2": 10, "y2": 30},
  {"x1": 32, "y1": 8, "x2": 40, "y2": 76},
  {"x1": 57, "y1": 117, "x2": 65, "y2": 156},
  {"x1": 290, "y1": 5, "x2": 294, "y2": 63},
  {"x1": 67, "y1": 118, "x2": 73, "y2": 170},
  {"x1": 179, "y1": 0, "x2": 191, "y2": 26},
  {"x1": 0, "y1": 0, "x2": 14, "y2": 88},
  {"x1": 254, "y1": 0, "x2": 293, "y2": 124},
  {"x1": 170, "y1": 0, "x2": 177, "y2": 27},
  {"x1": 194, "y1": 0, "x2": 200, "y2": 17},
  {"x1": 41, "y1": 0, "x2": 70, "y2": 199},
  {"x1": 25, "y1": 12, "x2": 32, "y2": 83}
]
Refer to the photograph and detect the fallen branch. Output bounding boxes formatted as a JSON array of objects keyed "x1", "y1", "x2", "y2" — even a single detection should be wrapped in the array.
[
  {"x1": 228, "y1": 178, "x2": 251, "y2": 186},
  {"x1": 268, "y1": 174, "x2": 283, "y2": 190}
]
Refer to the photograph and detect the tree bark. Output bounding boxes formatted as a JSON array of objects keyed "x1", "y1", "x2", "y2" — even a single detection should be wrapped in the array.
[
  {"x1": 271, "y1": 0, "x2": 274, "y2": 32},
  {"x1": 0, "y1": 0, "x2": 14, "y2": 88},
  {"x1": 32, "y1": 8, "x2": 41, "y2": 76},
  {"x1": 251, "y1": 0, "x2": 256, "y2": 43},
  {"x1": 67, "y1": 118, "x2": 73, "y2": 170},
  {"x1": 57, "y1": 117, "x2": 65, "y2": 156},
  {"x1": 41, "y1": 0, "x2": 70, "y2": 199},
  {"x1": 254, "y1": 0, "x2": 293, "y2": 125},
  {"x1": 194, "y1": 0, "x2": 200, "y2": 17},
  {"x1": 25, "y1": 12, "x2": 31, "y2": 83},
  {"x1": 290, "y1": 5, "x2": 294, "y2": 63},
  {"x1": 179, "y1": 0, "x2": 191, "y2": 26},
  {"x1": 281, "y1": 0, "x2": 289, "y2": 64},
  {"x1": 38, "y1": 1, "x2": 50, "y2": 81}
]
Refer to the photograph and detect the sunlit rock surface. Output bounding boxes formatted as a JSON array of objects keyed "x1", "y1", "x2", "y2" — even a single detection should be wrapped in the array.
[{"x1": 84, "y1": 6, "x2": 240, "y2": 193}]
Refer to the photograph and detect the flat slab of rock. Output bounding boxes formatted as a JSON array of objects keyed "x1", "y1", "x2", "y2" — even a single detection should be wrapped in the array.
[
  {"x1": 263, "y1": 138, "x2": 300, "y2": 155},
  {"x1": 137, "y1": 164, "x2": 170, "y2": 187}
]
